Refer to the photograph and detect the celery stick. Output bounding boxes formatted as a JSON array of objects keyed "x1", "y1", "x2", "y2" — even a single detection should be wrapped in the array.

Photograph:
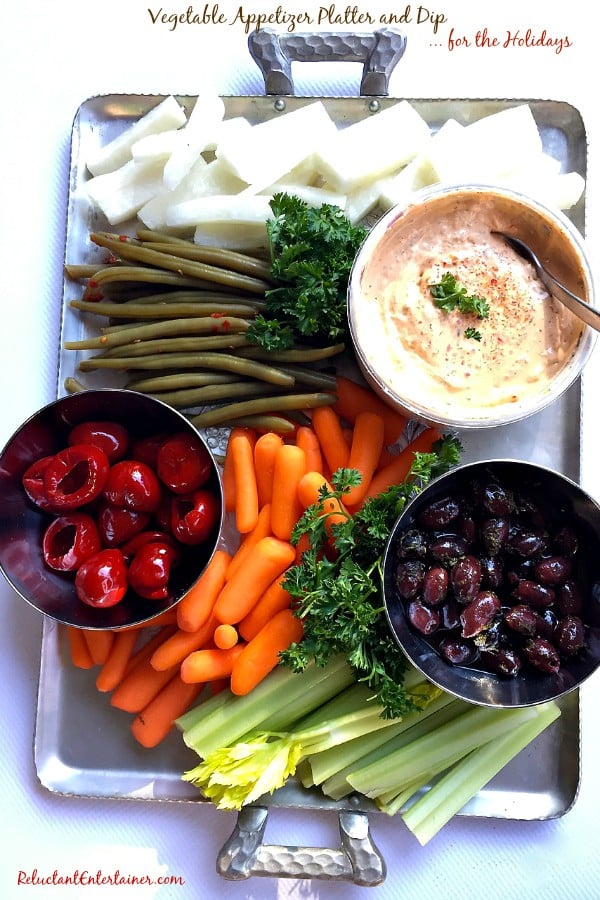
[
  {"x1": 179, "y1": 656, "x2": 354, "y2": 757},
  {"x1": 311, "y1": 692, "x2": 458, "y2": 792},
  {"x1": 347, "y1": 705, "x2": 537, "y2": 796},
  {"x1": 402, "y1": 701, "x2": 561, "y2": 845}
]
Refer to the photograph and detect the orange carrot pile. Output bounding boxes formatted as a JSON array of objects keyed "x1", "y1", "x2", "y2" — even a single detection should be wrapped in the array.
[{"x1": 62, "y1": 374, "x2": 443, "y2": 749}]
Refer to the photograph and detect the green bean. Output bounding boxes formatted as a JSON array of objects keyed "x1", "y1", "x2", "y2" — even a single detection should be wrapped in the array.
[
  {"x1": 115, "y1": 290, "x2": 266, "y2": 308},
  {"x1": 69, "y1": 299, "x2": 260, "y2": 320},
  {"x1": 92, "y1": 334, "x2": 250, "y2": 358},
  {"x1": 90, "y1": 232, "x2": 270, "y2": 295},
  {"x1": 65, "y1": 264, "x2": 122, "y2": 280},
  {"x1": 64, "y1": 376, "x2": 88, "y2": 394},
  {"x1": 126, "y1": 372, "x2": 238, "y2": 392},
  {"x1": 189, "y1": 392, "x2": 336, "y2": 428},
  {"x1": 236, "y1": 343, "x2": 346, "y2": 362},
  {"x1": 143, "y1": 381, "x2": 285, "y2": 409},
  {"x1": 78, "y1": 351, "x2": 296, "y2": 386},
  {"x1": 65, "y1": 317, "x2": 251, "y2": 351},
  {"x1": 135, "y1": 229, "x2": 274, "y2": 282},
  {"x1": 275, "y1": 365, "x2": 338, "y2": 390},
  {"x1": 224, "y1": 415, "x2": 297, "y2": 434},
  {"x1": 85, "y1": 266, "x2": 216, "y2": 290}
]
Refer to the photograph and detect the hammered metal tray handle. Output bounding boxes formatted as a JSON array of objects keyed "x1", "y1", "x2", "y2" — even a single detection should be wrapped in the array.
[
  {"x1": 248, "y1": 28, "x2": 407, "y2": 96},
  {"x1": 217, "y1": 806, "x2": 387, "y2": 885}
]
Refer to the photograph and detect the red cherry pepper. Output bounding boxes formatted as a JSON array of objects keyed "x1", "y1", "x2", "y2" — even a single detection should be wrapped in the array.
[
  {"x1": 68, "y1": 420, "x2": 130, "y2": 463},
  {"x1": 156, "y1": 431, "x2": 213, "y2": 494},
  {"x1": 96, "y1": 500, "x2": 150, "y2": 547},
  {"x1": 120, "y1": 529, "x2": 178, "y2": 561},
  {"x1": 171, "y1": 489, "x2": 220, "y2": 546},
  {"x1": 42, "y1": 513, "x2": 102, "y2": 572},
  {"x1": 128, "y1": 541, "x2": 180, "y2": 600},
  {"x1": 43, "y1": 443, "x2": 110, "y2": 510},
  {"x1": 75, "y1": 548, "x2": 128, "y2": 608},
  {"x1": 22, "y1": 455, "x2": 60, "y2": 511},
  {"x1": 129, "y1": 433, "x2": 168, "y2": 469},
  {"x1": 103, "y1": 459, "x2": 162, "y2": 513}
]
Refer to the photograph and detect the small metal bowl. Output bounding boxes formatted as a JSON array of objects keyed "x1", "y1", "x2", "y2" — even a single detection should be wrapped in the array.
[
  {"x1": 348, "y1": 184, "x2": 597, "y2": 430},
  {"x1": 0, "y1": 389, "x2": 223, "y2": 630},
  {"x1": 382, "y1": 459, "x2": 600, "y2": 707}
]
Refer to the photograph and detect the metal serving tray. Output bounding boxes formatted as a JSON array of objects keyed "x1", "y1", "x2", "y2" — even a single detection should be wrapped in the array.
[{"x1": 35, "y1": 31, "x2": 588, "y2": 884}]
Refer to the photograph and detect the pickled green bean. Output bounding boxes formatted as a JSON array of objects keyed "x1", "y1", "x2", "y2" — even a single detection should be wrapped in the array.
[
  {"x1": 90, "y1": 232, "x2": 270, "y2": 295},
  {"x1": 143, "y1": 381, "x2": 284, "y2": 409},
  {"x1": 275, "y1": 365, "x2": 337, "y2": 390},
  {"x1": 135, "y1": 229, "x2": 274, "y2": 282},
  {"x1": 65, "y1": 317, "x2": 251, "y2": 351},
  {"x1": 78, "y1": 351, "x2": 296, "y2": 386},
  {"x1": 224, "y1": 415, "x2": 296, "y2": 434},
  {"x1": 126, "y1": 372, "x2": 238, "y2": 392},
  {"x1": 93, "y1": 334, "x2": 250, "y2": 358},
  {"x1": 85, "y1": 266, "x2": 215, "y2": 289},
  {"x1": 236, "y1": 343, "x2": 346, "y2": 362},
  {"x1": 64, "y1": 376, "x2": 88, "y2": 394},
  {"x1": 189, "y1": 392, "x2": 336, "y2": 428},
  {"x1": 69, "y1": 299, "x2": 260, "y2": 320}
]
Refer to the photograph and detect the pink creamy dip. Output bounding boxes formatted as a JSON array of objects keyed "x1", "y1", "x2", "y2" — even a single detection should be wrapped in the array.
[{"x1": 351, "y1": 190, "x2": 585, "y2": 422}]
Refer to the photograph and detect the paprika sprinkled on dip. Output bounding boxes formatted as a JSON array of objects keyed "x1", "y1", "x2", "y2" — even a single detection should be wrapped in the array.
[{"x1": 348, "y1": 185, "x2": 596, "y2": 429}]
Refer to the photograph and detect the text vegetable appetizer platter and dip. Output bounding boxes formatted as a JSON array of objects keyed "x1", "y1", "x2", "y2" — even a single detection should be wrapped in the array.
[{"x1": 30, "y1": 86, "x2": 599, "y2": 867}]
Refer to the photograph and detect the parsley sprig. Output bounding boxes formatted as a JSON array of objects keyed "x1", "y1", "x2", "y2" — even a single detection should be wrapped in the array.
[
  {"x1": 280, "y1": 434, "x2": 463, "y2": 719},
  {"x1": 246, "y1": 193, "x2": 367, "y2": 351},
  {"x1": 429, "y1": 272, "x2": 490, "y2": 341}
]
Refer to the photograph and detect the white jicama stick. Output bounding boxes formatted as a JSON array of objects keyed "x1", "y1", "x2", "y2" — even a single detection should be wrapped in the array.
[
  {"x1": 163, "y1": 94, "x2": 226, "y2": 191},
  {"x1": 86, "y1": 95, "x2": 187, "y2": 176},
  {"x1": 85, "y1": 158, "x2": 166, "y2": 225},
  {"x1": 193, "y1": 222, "x2": 269, "y2": 251},
  {"x1": 315, "y1": 101, "x2": 431, "y2": 193},
  {"x1": 167, "y1": 194, "x2": 272, "y2": 228}
]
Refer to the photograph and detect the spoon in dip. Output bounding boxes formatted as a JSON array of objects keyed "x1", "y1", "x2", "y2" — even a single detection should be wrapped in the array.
[{"x1": 492, "y1": 231, "x2": 600, "y2": 332}]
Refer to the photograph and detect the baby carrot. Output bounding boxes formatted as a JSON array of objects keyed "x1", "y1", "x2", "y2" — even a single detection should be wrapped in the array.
[
  {"x1": 297, "y1": 471, "x2": 349, "y2": 537},
  {"x1": 333, "y1": 375, "x2": 408, "y2": 446},
  {"x1": 254, "y1": 431, "x2": 284, "y2": 507},
  {"x1": 343, "y1": 411, "x2": 385, "y2": 507},
  {"x1": 270, "y1": 443, "x2": 307, "y2": 541},
  {"x1": 150, "y1": 613, "x2": 218, "y2": 671},
  {"x1": 131, "y1": 674, "x2": 204, "y2": 748},
  {"x1": 230, "y1": 608, "x2": 304, "y2": 696},
  {"x1": 213, "y1": 623, "x2": 239, "y2": 649},
  {"x1": 82, "y1": 629, "x2": 115, "y2": 666},
  {"x1": 110, "y1": 657, "x2": 178, "y2": 713},
  {"x1": 96, "y1": 629, "x2": 138, "y2": 693},
  {"x1": 64, "y1": 626, "x2": 95, "y2": 669},
  {"x1": 214, "y1": 536, "x2": 296, "y2": 624},
  {"x1": 222, "y1": 430, "x2": 237, "y2": 513},
  {"x1": 295, "y1": 426, "x2": 323, "y2": 475},
  {"x1": 359, "y1": 427, "x2": 443, "y2": 505},
  {"x1": 122, "y1": 626, "x2": 177, "y2": 678},
  {"x1": 180, "y1": 644, "x2": 245, "y2": 683},
  {"x1": 238, "y1": 573, "x2": 292, "y2": 642},
  {"x1": 311, "y1": 405, "x2": 349, "y2": 475},
  {"x1": 229, "y1": 427, "x2": 259, "y2": 533},
  {"x1": 176, "y1": 548, "x2": 232, "y2": 632},
  {"x1": 224, "y1": 503, "x2": 273, "y2": 583},
  {"x1": 118, "y1": 609, "x2": 178, "y2": 631}
]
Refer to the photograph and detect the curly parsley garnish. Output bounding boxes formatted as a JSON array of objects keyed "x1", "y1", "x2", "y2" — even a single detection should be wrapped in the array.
[
  {"x1": 429, "y1": 272, "x2": 490, "y2": 340},
  {"x1": 246, "y1": 193, "x2": 367, "y2": 351}
]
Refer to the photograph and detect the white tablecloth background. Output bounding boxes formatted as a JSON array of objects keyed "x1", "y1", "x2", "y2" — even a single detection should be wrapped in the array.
[{"x1": 1, "y1": 2, "x2": 598, "y2": 898}]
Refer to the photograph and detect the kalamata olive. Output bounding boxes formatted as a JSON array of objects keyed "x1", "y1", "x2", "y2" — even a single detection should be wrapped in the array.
[
  {"x1": 522, "y1": 637, "x2": 561, "y2": 674},
  {"x1": 460, "y1": 590, "x2": 501, "y2": 638},
  {"x1": 422, "y1": 566, "x2": 449, "y2": 606},
  {"x1": 552, "y1": 526, "x2": 579, "y2": 558},
  {"x1": 482, "y1": 482, "x2": 514, "y2": 516},
  {"x1": 440, "y1": 598, "x2": 461, "y2": 630},
  {"x1": 480, "y1": 556, "x2": 504, "y2": 590},
  {"x1": 505, "y1": 527, "x2": 549, "y2": 559},
  {"x1": 439, "y1": 637, "x2": 477, "y2": 666},
  {"x1": 396, "y1": 528, "x2": 428, "y2": 560},
  {"x1": 417, "y1": 496, "x2": 461, "y2": 529},
  {"x1": 395, "y1": 559, "x2": 426, "y2": 599},
  {"x1": 458, "y1": 515, "x2": 477, "y2": 545},
  {"x1": 534, "y1": 609, "x2": 557, "y2": 642},
  {"x1": 407, "y1": 600, "x2": 440, "y2": 635},
  {"x1": 504, "y1": 604, "x2": 539, "y2": 637},
  {"x1": 479, "y1": 647, "x2": 522, "y2": 677},
  {"x1": 512, "y1": 579, "x2": 556, "y2": 609},
  {"x1": 554, "y1": 615, "x2": 585, "y2": 656},
  {"x1": 534, "y1": 556, "x2": 571, "y2": 586},
  {"x1": 481, "y1": 517, "x2": 510, "y2": 555},
  {"x1": 429, "y1": 535, "x2": 469, "y2": 565},
  {"x1": 555, "y1": 580, "x2": 584, "y2": 616},
  {"x1": 514, "y1": 492, "x2": 546, "y2": 527},
  {"x1": 450, "y1": 555, "x2": 482, "y2": 604}
]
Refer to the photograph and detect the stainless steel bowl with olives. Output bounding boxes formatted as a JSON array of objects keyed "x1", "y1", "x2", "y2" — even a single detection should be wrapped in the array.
[{"x1": 382, "y1": 460, "x2": 600, "y2": 707}]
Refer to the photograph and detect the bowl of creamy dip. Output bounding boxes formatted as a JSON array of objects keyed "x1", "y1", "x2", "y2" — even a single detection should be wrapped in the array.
[{"x1": 348, "y1": 184, "x2": 597, "y2": 429}]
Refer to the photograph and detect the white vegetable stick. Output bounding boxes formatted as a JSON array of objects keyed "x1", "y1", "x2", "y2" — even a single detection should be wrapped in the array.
[
  {"x1": 137, "y1": 156, "x2": 210, "y2": 230},
  {"x1": 194, "y1": 222, "x2": 269, "y2": 251},
  {"x1": 163, "y1": 94, "x2": 226, "y2": 191},
  {"x1": 315, "y1": 101, "x2": 431, "y2": 193},
  {"x1": 85, "y1": 158, "x2": 166, "y2": 225},
  {"x1": 86, "y1": 95, "x2": 187, "y2": 176},
  {"x1": 344, "y1": 180, "x2": 386, "y2": 224},
  {"x1": 131, "y1": 129, "x2": 183, "y2": 163},
  {"x1": 498, "y1": 170, "x2": 585, "y2": 211},
  {"x1": 216, "y1": 101, "x2": 337, "y2": 191},
  {"x1": 427, "y1": 104, "x2": 543, "y2": 183},
  {"x1": 260, "y1": 183, "x2": 346, "y2": 210},
  {"x1": 203, "y1": 116, "x2": 253, "y2": 153},
  {"x1": 168, "y1": 194, "x2": 273, "y2": 228}
]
